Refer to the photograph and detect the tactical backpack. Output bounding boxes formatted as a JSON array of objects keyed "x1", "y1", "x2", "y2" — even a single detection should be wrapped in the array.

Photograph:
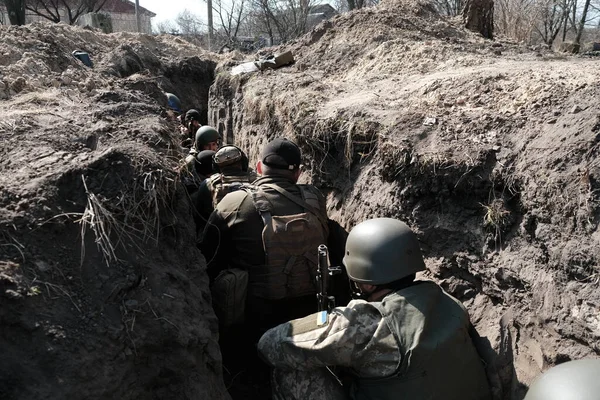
[
  {"x1": 248, "y1": 183, "x2": 329, "y2": 300},
  {"x1": 208, "y1": 170, "x2": 257, "y2": 208}
]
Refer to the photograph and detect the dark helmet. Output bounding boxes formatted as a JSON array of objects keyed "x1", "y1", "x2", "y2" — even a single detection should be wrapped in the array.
[
  {"x1": 213, "y1": 145, "x2": 249, "y2": 171},
  {"x1": 524, "y1": 359, "x2": 600, "y2": 400},
  {"x1": 195, "y1": 150, "x2": 217, "y2": 177},
  {"x1": 185, "y1": 109, "x2": 201, "y2": 122},
  {"x1": 195, "y1": 125, "x2": 221, "y2": 148},
  {"x1": 166, "y1": 93, "x2": 182, "y2": 113},
  {"x1": 343, "y1": 218, "x2": 425, "y2": 284}
]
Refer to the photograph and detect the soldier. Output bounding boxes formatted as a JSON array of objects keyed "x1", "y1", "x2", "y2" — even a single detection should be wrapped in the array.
[
  {"x1": 192, "y1": 145, "x2": 257, "y2": 232},
  {"x1": 258, "y1": 217, "x2": 492, "y2": 400},
  {"x1": 180, "y1": 149, "x2": 217, "y2": 195},
  {"x1": 200, "y1": 138, "x2": 333, "y2": 393},
  {"x1": 200, "y1": 138, "x2": 329, "y2": 334},
  {"x1": 180, "y1": 109, "x2": 202, "y2": 148},
  {"x1": 524, "y1": 359, "x2": 600, "y2": 400},
  {"x1": 165, "y1": 92, "x2": 182, "y2": 114},
  {"x1": 180, "y1": 126, "x2": 222, "y2": 194}
]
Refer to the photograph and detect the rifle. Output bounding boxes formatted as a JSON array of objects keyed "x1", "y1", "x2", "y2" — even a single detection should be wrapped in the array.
[{"x1": 316, "y1": 244, "x2": 341, "y2": 326}]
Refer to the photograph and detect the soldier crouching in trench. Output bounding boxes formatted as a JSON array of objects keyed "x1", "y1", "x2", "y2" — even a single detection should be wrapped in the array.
[{"x1": 258, "y1": 218, "x2": 492, "y2": 400}]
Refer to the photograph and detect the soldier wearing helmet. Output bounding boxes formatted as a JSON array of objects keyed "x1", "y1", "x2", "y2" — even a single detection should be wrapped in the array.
[
  {"x1": 180, "y1": 149, "x2": 217, "y2": 195},
  {"x1": 524, "y1": 359, "x2": 600, "y2": 400},
  {"x1": 258, "y1": 218, "x2": 491, "y2": 400},
  {"x1": 180, "y1": 109, "x2": 203, "y2": 148},
  {"x1": 180, "y1": 125, "x2": 222, "y2": 193},
  {"x1": 192, "y1": 145, "x2": 257, "y2": 230}
]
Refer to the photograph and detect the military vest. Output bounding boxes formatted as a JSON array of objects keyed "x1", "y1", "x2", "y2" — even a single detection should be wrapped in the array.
[
  {"x1": 207, "y1": 170, "x2": 257, "y2": 207},
  {"x1": 351, "y1": 282, "x2": 491, "y2": 400},
  {"x1": 246, "y1": 183, "x2": 329, "y2": 300}
]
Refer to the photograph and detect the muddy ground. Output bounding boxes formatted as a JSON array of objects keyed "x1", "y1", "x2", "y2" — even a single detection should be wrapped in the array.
[{"x1": 1, "y1": 0, "x2": 600, "y2": 399}]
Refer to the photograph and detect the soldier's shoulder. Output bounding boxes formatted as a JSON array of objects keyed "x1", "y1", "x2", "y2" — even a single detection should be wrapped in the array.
[{"x1": 216, "y1": 188, "x2": 252, "y2": 210}]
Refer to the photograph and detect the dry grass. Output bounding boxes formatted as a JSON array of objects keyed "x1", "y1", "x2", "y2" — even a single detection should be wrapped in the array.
[
  {"x1": 77, "y1": 152, "x2": 175, "y2": 267},
  {"x1": 78, "y1": 175, "x2": 121, "y2": 266}
]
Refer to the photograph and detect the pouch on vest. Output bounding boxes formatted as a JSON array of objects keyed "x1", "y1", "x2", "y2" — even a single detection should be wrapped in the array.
[
  {"x1": 211, "y1": 268, "x2": 248, "y2": 327},
  {"x1": 249, "y1": 184, "x2": 329, "y2": 300},
  {"x1": 211, "y1": 172, "x2": 257, "y2": 208}
]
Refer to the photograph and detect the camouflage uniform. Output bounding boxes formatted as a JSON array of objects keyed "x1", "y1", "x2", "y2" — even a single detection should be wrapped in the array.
[{"x1": 258, "y1": 281, "x2": 491, "y2": 400}]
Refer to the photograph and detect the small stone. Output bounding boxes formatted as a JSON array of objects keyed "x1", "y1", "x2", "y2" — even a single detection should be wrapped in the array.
[
  {"x1": 423, "y1": 117, "x2": 437, "y2": 126},
  {"x1": 552, "y1": 110, "x2": 561, "y2": 116},
  {"x1": 570, "y1": 105, "x2": 582, "y2": 114},
  {"x1": 547, "y1": 118, "x2": 557, "y2": 124},
  {"x1": 35, "y1": 260, "x2": 52, "y2": 272},
  {"x1": 125, "y1": 299, "x2": 139, "y2": 308},
  {"x1": 456, "y1": 96, "x2": 467, "y2": 105},
  {"x1": 0, "y1": 81, "x2": 5, "y2": 91},
  {"x1": 61, "y1": 75, "x2": 72, "y2": 85}
]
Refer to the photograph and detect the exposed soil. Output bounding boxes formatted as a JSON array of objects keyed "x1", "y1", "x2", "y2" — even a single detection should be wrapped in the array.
[
  {"x1": 210, "y1": 1, "x2": 600, "y2": 399},
  {"x1": 0, "y1": 23, "x2": 228, "y2": 400},
  {"x1": 1, "y1": 0, "x2": 600, "y2": 399}
]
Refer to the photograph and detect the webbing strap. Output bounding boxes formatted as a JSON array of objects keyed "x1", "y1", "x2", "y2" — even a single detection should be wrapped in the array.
[
  {"x1": 261, "y1": 183, "x2": 328, "y2": 230},
  {"x1": 249, "y1": 188, "x2": 272, "y2": 229}
]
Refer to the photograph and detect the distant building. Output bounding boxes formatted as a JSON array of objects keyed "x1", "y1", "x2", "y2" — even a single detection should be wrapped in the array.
[
  {"x1": 307, "y1": 4, "x2": 338, "y2": 29},
  {"x1": 0, "y1": 0, "x2": 156, "y2": 34},
  {"x1": 236, "y1": 3, "x2": 338, "y2": 46}
]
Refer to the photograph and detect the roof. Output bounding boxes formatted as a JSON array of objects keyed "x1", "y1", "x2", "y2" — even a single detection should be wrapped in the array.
[
  {"x1": 102, "y1": 0, "x2": 156, "y2": 17},
  {"x1": 309, "y1": 4, "x2": 337, "y2": 15}
]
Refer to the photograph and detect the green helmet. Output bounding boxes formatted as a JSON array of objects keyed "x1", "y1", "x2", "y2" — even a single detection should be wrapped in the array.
[
  {"x1": 524, "y1": 359, "x2": 600, "y2": 400},
  {"x1": 195, "y1": 126, "x2": 220, "y2": 148},
  {"x1": 343, "y1": 218, "x2": 425, "y2": 284}
]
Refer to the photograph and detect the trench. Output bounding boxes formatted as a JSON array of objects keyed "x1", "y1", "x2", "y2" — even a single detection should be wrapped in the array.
[{"x1": 160, "y1": 63, "x2": 525, "y2": 399}]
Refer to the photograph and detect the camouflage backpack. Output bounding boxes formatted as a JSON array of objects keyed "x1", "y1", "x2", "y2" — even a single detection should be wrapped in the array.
[
  {"x1": 247, "y1": 183, "x2": 329, "y2": 300},
  {"x1": 208, "y1": 170, "x2": 258, "y2": 207}
]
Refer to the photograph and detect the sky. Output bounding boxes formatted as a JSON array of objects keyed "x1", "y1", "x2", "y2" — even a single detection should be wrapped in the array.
[{"x1": 138, "y1": 0, "x2": 209, "y2": 28}]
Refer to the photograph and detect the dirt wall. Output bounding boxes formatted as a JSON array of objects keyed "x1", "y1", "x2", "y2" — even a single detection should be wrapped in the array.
[
  {"x1": 208, "y1": 4, "x2": 600, "y2": 399},
  {"x1": 0, "y1": 23, "x2": 229, "y2": 400}
]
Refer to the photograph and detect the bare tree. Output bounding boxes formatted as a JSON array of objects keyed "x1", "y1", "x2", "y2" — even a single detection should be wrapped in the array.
[
  {"x1": 574, "y1": 0, "x2": 592, "y2": 47},
  {"x1": 463, "y1": 0, "x2": 494, "y2": 38},
  {"x1": 154, "y1": 20, "x2": 179, "y2": 34},
  {"x1": 495, "y1": 0, "x2": 540, "y2": 41},
  {"x1": 24, "y1": 0, "x2": 108, "y2": 24},
  {"x1": 247, "y1": 0, "x2": 316, "y2": 44},
  {"x1": 535, "y1": 0, "x2": 572, "y2": 45},
  {"x1": 175, "y1": 9, "x2": 205, "y2": 36},
  {"x1": 213, "y1": 0, "x2": 247, "y2": 44},
  {"x1": 3, "y1": 0, "x2": 26, "y2": 24}
]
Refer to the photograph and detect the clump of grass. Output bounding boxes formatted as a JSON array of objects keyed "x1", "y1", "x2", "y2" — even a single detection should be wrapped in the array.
[{"x1": 482, "y1": 198, "x2": 511, "y2": 230}]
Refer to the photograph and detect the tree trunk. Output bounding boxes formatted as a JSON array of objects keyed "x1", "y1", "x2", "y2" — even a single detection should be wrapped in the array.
[
  {"x1": 4, "y1": 0, "x2": 26, "y2": 25},
  {"x1": 463, "y1": 0, "x2": 494, "y2": 39},
  {"x1": 574, "y1": 0, "x2": 592, "y2": 50}
]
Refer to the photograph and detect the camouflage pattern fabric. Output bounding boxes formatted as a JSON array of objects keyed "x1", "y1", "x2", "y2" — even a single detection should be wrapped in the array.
[
  {"x1": 271, "y1": 368, "x2": 348, "y2": 400},
  {"x1": 258, "y1": 299, "x2": 399, "y2": 376},
  {"x1": 259, "y1": 281, "x2": 491, "y2": 400}
]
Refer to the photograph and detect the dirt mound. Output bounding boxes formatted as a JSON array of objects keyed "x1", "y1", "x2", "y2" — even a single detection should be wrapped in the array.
[
  {"x1": 210, "y1": 3, "x2": 600, "y2": 399},
  {"x1": 0, "y1": 23, "x2": 228, "y2": 400}
]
